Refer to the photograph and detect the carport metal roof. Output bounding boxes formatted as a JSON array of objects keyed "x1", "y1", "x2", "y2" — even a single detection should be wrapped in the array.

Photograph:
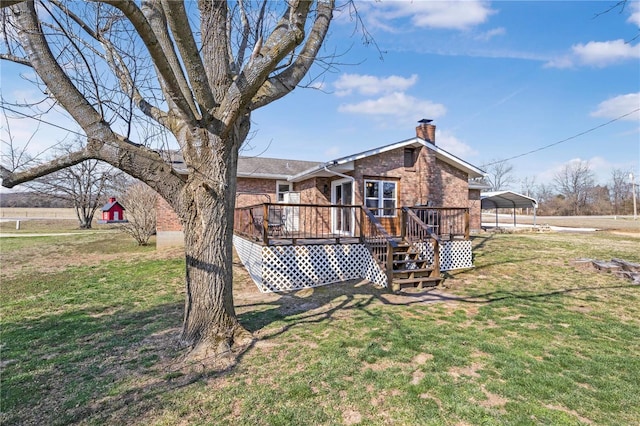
[
  {"x1": 481, "y1": 191, "x2": 538, "y2": 227},
  {"x1": 481, "y1": 191, "x2": 538, "y2": 210}
]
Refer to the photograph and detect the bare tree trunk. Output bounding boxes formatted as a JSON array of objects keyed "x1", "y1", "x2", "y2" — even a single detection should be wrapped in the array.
[{"x1": 177, "y1": 128, "x2": 251, "y2": 356}]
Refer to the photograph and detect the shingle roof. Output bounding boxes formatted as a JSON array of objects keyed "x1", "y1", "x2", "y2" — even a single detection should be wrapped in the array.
[
  {"x1": 101, "y1": 200, "x2": 124, "y2": 211},
  {"x1": 166, "y1": 151, "x2": 321, "y2": 179},
  {"x1": 237, "y1": 156, "x2": 321, "y2": 178}
]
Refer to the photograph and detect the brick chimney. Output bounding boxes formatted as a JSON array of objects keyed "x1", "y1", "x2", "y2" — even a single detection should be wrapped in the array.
[{"x1": 416, "y1": 119, "x2": 436, "y2": 144}]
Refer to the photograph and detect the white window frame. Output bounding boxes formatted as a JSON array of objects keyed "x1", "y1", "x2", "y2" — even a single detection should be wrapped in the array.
[
  {"x1": 276, "y1": 180, "x2": 292, "y2": 203},
  {"x1": 365, "y1": 179, "x2": 397, "y2": 217}
]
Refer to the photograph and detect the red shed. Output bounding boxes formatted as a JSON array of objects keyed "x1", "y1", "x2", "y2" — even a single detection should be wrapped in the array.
[{"x1": 99, "y1": 197, "x2": 126, "y2": 223}]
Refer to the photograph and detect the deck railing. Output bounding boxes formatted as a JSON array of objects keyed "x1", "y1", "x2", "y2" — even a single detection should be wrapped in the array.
[
  {"x1": 361, "y1": 206, "x2": 398, "y2": 284},
  {"x1": 233, "y1": 203, "x2": 469, "y2": 245},
  {"x1": 407, "y1": 207, "x2": 469, "y2": 240},
  {"x1": 403, "y1": 207, "x2": 441, "y2": 280}
]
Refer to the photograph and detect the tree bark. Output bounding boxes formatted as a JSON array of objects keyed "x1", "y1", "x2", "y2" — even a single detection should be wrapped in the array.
[
  {"x1": 177, "y1": 123, "x2": 252, "y2": 355},
  {"x1": 2, "y1": 0, "x2": 336, "y2": 362}
]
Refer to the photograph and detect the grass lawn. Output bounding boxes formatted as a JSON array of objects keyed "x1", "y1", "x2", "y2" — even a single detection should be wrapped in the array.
[{"x1": 1, "y1": 228, "x2": 639, "y2": 425}]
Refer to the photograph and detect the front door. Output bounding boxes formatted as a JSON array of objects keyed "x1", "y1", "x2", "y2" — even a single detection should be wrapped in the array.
[{"x1": 331, "y1": 179, "x2": 354, "y2": 235}]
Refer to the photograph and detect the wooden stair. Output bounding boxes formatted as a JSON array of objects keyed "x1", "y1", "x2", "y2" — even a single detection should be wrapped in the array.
[{"x1": 390, "y1": 241, "x2": 441, "y2": 292}]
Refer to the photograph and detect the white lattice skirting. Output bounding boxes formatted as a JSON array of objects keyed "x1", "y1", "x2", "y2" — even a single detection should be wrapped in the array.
[
  {"x1": 411, "y1": 240, "x2": 474, "y2": 271},
  {"x1": 233, "y1": 236, "x2": 473, "y2": 293}
]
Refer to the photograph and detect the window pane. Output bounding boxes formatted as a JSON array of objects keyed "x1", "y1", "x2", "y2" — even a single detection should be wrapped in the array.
[
  {"x1": 383, "y1": 182, "x2": 396, "y2": 198},
  {"x1": 365, "y1": 199, "x2": 378, "y2": 208},
  {"x1": 383, "y1": 199, "x2": 396, "y2": 217},
  {"x1": 365, "y1": 181, "x2": 378, "y2": 198},
  {"x1": 404, "y1": 148, "x2": 415, "y2": 168}
]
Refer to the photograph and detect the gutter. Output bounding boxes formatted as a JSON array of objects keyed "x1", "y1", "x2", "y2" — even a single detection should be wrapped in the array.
[{"x1": 323, "y1": 166, "x2": 355, "y2": 183}]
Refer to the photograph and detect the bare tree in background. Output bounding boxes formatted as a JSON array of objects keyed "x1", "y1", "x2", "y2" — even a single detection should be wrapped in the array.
[
  {"x1": 482, "y1": 159, "x2": 515, "y2": 191},
  {"x1": 25, "y1": 139, "x2": 122, "y2": 228},
  {"x1": 553, "y1": 160, "x2": 595, "y2": 216},
  {"x1": 119, "y1": 181, "x2": 156, "y2": 246},
  {"x1": 610, "y1": 168, "x2": 633, "y2": 215},
  {"x1": 0, "y1": 0, "x2": 337, "y2": 359}
]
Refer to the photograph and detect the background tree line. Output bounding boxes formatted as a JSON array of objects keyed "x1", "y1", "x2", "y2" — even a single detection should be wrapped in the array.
[{"x1": 483, "y1": 159, "x2": 638, "y2": 216}]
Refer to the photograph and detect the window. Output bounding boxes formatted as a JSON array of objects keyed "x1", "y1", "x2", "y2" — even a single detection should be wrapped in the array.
[
  {"x1": 404, "y1": 147, "x2": 416, "y2": 168},
  {"x1": 365, "y1": 179, "x2": 397, "y2": 217},
  {"x1": 276, "y1": 181, "x2": 292, "y2": 202}
]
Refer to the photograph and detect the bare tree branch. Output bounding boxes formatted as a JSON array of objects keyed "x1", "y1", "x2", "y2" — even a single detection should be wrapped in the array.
[
  {"x1": 1, "y1": 144, "x2": 93, "y2": 187},
  {"x1": 161, "y1": 0, "x2": 216, "y2": 116},
  {"x1": 0, "y1": 0, "x2": 24, "y2": 8},
  {"x1": 217, "y1": 0, "x2": 314, "y2": 136},
  {"x1": 0, "y1": 51, "x2": 30, "y2": 65},
  {"x1": 103, "y1": 0, "x2": 196, "y2": 120},
  {"x1": 251, "y1": 0, "x2": 334, "y2": 109}
]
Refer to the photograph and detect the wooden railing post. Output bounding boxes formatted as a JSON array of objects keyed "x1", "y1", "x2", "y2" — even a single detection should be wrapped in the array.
[
  {"x1": 465, "y1": 210, "x2": 470, "y2": 240},
  {"x1": 386, "y1": 241, "x2": 396, "y2": 292},
  {"x1": 436, "y1": 225, "x2": 441, "y2": 276},
  {"x1": 359, "y1": 207, "x2": 364, "y2": 243},
  {"x1": 401, "y1": 208, "x2": 407, "y2": 241},
  {"x1": 263, "y1": 204, "x2": 269, "y2": 245}
]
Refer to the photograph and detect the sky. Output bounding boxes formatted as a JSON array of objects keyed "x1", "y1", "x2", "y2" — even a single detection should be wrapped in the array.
[
  {"x1": 1, "y1": 0, "x2": 639, "y2": 193},
  {"x1": 248, "y1": 0, "x2": 640, "y2": 191}
]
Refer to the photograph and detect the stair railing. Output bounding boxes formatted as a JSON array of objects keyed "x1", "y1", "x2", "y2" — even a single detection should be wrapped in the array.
[
  {"x1": 361, "y1": 206, "x2": 398, "y2": 286},
  {"x1": 403, "y1": 207, "x2": 441, "y2": 279}
]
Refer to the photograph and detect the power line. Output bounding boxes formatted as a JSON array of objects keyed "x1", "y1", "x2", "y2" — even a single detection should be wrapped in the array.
[
  {"x1": 0, "y1": 103, "x2": 87, "y2": 138},
  {"x1": 485, "y1": 107, "x2": 640, "y2": 166},
  {"x1": 3, "y1": 102, "x2": 639, "y2": 167}
]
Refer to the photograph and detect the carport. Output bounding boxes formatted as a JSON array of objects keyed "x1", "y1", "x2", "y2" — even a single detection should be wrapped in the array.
[{"x1": 481, "y1": 191, "x2": 538, "y2": 228}]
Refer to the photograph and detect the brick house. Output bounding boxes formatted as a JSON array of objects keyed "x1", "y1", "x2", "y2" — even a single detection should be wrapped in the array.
[
  {"x1": 158, "y1": 120, "x2": 486, "y2": 247},
  {"x1": 158, "y1": 120, "x2": 487, "y2": 293}
]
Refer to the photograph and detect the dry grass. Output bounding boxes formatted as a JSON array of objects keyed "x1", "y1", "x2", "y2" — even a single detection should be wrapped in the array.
[
  {"x1": 0, "y1": 207, "x2": 78, "y2": 219},
  {"x1": 483, "y1": 213, "x2": 640, "y2": 232},
  {"x1": 1, "y1": 226, "x2": 639, "y2": 425}
]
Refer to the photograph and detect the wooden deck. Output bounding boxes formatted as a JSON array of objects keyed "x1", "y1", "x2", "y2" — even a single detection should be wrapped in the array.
[{"x1": 233, "y1": 204, "x2": 473, "y2": 293}]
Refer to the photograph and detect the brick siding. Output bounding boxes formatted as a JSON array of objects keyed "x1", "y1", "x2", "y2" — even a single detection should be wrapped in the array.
[{"x1": 157, "y1": 145, "x2": 481, "y2": 238}]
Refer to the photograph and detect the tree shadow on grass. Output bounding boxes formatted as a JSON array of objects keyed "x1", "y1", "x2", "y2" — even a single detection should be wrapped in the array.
[
  {"x1": 234, "y1": 274, "x2": 639, "y2": 367},
  {"x1": 0, "y1": 301, "x2": 201, "y2": 426},
  {"x1": 3, "y1": 267, "x2": 636, "y2": 425}
]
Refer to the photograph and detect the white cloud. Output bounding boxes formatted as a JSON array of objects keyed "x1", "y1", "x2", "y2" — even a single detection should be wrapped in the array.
[
  {"x1": 338, "y1": 92, "x2": 447, "y2": 118},
  {"x1": 475, "y1": 27, "x2": 506, "y2": 42},
  {"x1": 591, "y1": 93, "x2": 640, "y2": 121},
  {"x1": 573, "y1": 39, "x2": 640, "y2": 66},
  {"x1": 357, "y1": 0, "x2": 496, "y2": 32},
  {"x1": 628, "y1": 2, "x2": 640, "y2": 27},
  {"x1": 334, "y1": 73, "x2": 418, "y2": 97},
  {"x1": 546, "y1": 39, "x2": 640, "y2": 68},
  {"x1": 436, "y1": 130, "x2": 478, "y2": 158}
]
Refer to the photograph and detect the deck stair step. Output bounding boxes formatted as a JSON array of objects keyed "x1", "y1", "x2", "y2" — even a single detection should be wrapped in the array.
[
  {"x1": 392, "y1": 276, "x2": 442, "y2": 289},
  {"x1": 389, "y1": 238, "x2": 441, "y2": 292},
  {"x1": 392, "y1": 267, "x2": 434, "y2": 275}
]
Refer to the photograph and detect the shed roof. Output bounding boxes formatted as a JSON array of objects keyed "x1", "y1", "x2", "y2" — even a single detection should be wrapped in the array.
[
  {"x1": 481, "y1": 191, "x2": 538, "y2": 209},
  {"x1": 101, "y1": 200, "x2": 125, "y2": 211}
]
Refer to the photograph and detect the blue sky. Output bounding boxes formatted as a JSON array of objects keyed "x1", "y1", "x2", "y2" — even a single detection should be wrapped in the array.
[
  {"x1": 249, "y1": 0, "x2": 640, "y2": 190},
  {"x1": 1, "y1": 1, "x2": 639, "y2": 193}
]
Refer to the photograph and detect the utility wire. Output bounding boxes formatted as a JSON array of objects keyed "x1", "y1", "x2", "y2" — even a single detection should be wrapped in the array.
[
  {"x1": 484, "y1": 107, "x2": 640, "y2": 166},
  {"x1": 0, "y1": 104, "x2": 87, "y2": 138},
  {"x1": 3, "y1": 102, "x2": 639, "y2": 166}
]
